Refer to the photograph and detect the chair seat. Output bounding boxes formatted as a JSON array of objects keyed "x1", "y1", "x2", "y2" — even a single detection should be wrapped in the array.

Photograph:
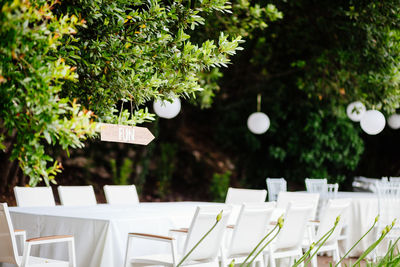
[
  {"x1": 129, "y1": 254, "x2": 208, "y2": 266},
  {"x1": 19, "y1": 256, "x2": 69, "y2": 267},
  {"x1": 130, "y1": 253, "x2": 175, "y2": 266}
]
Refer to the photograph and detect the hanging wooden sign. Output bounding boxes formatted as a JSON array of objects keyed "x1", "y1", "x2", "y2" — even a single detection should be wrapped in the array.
[{"x1": 100, "y1": 123, "x2": 155, "y2": 145}]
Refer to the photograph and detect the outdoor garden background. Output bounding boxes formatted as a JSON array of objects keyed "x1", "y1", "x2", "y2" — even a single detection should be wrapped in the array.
[{"x1": 1, "y1": 0, "x2": 400, "y2": 204}]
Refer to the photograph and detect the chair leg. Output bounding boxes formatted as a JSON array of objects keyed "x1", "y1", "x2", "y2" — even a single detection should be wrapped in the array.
[
  {"x1": 269, "y1": 252, "x2": 276, "y2": 267},
  {"x1": 170, "y1": 239, "x2": 178, "y2": 266},
  {"x1": 263, "y1": 252, "x2": 269, "y2": 267},
  {"x1": 333, "y1": 245, "x2": 341, "y2": 267},
  {"x1": 220, "y1": 247, "x2": 227, "y2": 267},
  {"x1": 310, "y1": 251, "x2": 318, "y2": 267},
  {"x1": 257, "y1": 255, "x2": 265, "y2": 267},
  {"x1": 21, "y1": 242, "x2": 32, "y2": 267},
  {"x1": 289, "y1": 256, "x2": 294, "y2": 266},
  {"x1": 68, "y1": 238, "x2": 76, "y2": 267},
  {"x1": 124, "y1": 236, "x2": 134, "y2": 267}
]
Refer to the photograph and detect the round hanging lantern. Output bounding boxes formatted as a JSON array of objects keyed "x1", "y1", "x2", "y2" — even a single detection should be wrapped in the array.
[
  {"x1": 360, "y1": 110, "x2": 386, "y2": 135},
  {"x1": 247, "y1": 112, "x2": 270, "y2": 134},
  {"x1": 346, "y1": 101, "x2": 366, "y2": 122},
  {"x1": 153, "y1": 97, "x2": 181, "y2": 119},
  {"x1": 388, "y1": 114, "x2": 400, "y2": 129}
]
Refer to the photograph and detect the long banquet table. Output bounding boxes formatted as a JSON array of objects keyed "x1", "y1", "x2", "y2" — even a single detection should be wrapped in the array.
[
  {"x1": 330, "y1": 191, "x2": 400, "y2": 257},
  {"x1": 5, "y1": 192, "x2": 398, "y2": 266},
  {"x1": 8, "y1": 202, "x2": 230, "y2": 267},
  {"x1": 334, "y1": 192, "x2": 377, "y2": 256}
]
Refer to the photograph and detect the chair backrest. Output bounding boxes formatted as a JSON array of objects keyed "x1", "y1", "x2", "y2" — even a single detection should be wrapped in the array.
[
  {"x1": 328, "y1": 198, "x2": 352, "y2": 225},
  {"x1": 182, "y1": 206, "x2": 231, "y2": 262},
  {"x1": 316, "y1": 200, "x2": 350, "y2": 243},
  {"x1": 305, "y1": 178, "x2": 328, "y2": 193},
  {"x1": 58, "y1": 185, "x2": 97, "y2": 206},
  {"x1": 227, "y1": 203, "x2": 274, "y2": 257},
  {"x1": 276, "y1": 192, "x2": 320, "y2": 220},
  {"x1": 103, "y1": 185, "x2": 139, "y2": 204},
  {"x1": 274, "y1": 203, "x2": 313, "y2": 250},
  {"x1": 327, "y1": 183, "x2": 339, "y2": 199},
  {"x1": 0, "y1": 203, "x2": 20, "y2": 265},
  {"x1": 14, "y1": 186, "x2": 56, "y2": 207},
  {"x1": 266, "y1": 178, "x2": 287, "y2": 202},
  {"x1": 389, "y1": 177, "x2": 400, "y2": 183},
  {"x1": 374, "y1": 181, "x2": 400, "y2": 227},
  {"x1": 225, "y1": 187, "x2": 267, "y2": 204}
]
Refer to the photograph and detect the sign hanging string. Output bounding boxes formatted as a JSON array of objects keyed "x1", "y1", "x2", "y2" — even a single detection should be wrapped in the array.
[
  {"x1": 257, "y1": 93, "x2": 261, "y2": 112},
  {"x1": 118, "y1": 101, "x2": 124, "y2": 125}
]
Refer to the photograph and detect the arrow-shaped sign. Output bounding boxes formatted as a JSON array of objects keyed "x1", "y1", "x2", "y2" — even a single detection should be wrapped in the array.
[{"x1": 100, "y1": 123, "x2": 155, "y2": 145}]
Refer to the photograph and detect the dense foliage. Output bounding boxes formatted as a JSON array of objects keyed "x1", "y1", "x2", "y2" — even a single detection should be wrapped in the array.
[
  {"x1": 0, "y1": 0, "x2": 97, "y2": 186},
  {"x1": 57, "y1": 0, "x2": 244, "y2": 119},
  {"x1": 0, "y1": 0, "x2": 245, "y2": 186},
  {"x1": 118, "y1": 0, "x2": 400, "y2": 192},
  {"x1": 1, "y1": 0, "x2": 399, "y2": 192},
  {"x1": 207, "y1": 0, "x2": 400, "y2": 186}
]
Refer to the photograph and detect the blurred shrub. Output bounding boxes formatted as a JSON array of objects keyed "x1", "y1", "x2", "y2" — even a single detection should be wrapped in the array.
[
  {"x1": 110, "y1": 158, "x2": 133, "y2": 185},
  {"x1": 210, "y1": 171, "x2": 231, "y2": 202}
]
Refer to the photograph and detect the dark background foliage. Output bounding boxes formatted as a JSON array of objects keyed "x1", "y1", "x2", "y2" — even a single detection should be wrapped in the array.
[{"x1": 1, "y1": 0, "x2": 400, "y2": 204}]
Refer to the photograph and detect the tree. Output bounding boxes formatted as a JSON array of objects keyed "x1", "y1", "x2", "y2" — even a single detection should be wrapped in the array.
[
  {"x1": 57, "y1": 0, "x2": 244, "y2": 119},
  {"x1": 208, "y1": 0, "x2": 400, "y2": 185},
  {"x1": 0, "y1": 0, "x2": 244, "y2": 187},
  {"x1": 0, "y1": 0, "x2": 97, "y2": 187}
]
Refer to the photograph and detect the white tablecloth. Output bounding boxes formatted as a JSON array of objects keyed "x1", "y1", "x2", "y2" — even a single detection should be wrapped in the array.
[
  {"x1": 334, "y1": 192, "x2": 378, "y2": 256},
  {"x1": 8, "y1": 202, "x2": 226, "y2": 267},
  {"x1": 297, "y1": 191, "x2": 393, "y2": 257},
  {"x1": 334, "y1": 191, "x2": 400, "y2": 258},
  {"x1": 5, "y1": 194, "x2": 397, "y2": 266}
]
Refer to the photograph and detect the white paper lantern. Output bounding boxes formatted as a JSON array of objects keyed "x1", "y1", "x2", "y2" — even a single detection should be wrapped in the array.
[
  {"x1": 360, "y1": 110, "x2": 386, "y2": 135},
  {"x1": 247, "y1": 112, "x2": 270, "y2": 134},
  {"x1": 153, "y1": 97, "x2": 181, "y2": 119},
  {"x1": 388, "y1": 114, "x2": 400, "y2": 129},
  {"x1": 346, "y1": 101, "x2": 366, "y2": 122}
]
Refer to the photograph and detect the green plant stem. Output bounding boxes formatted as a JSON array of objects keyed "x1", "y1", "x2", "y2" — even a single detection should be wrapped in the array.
[
  {"x1": 374, "y1": 238, "x2": 400, "y2": 267},
  {"x1": 293, "y1": 219, "x2": 339, "y2": 267},
  {"x1": 352, "y1": 227, "x2": 391, "y2": 266},
  {"x1": 304, "y1": 227, "x2": 336, "y2": 266},
  {"x1": 247, "y1": 227, "x2": 282, "y2": 267},
  {"x1": 176, "y1": 213, "x2": 221, "y2": 267},
  {"x1": 239, "y1": 224, "x2": 279, "y2": 267},
  {"x1": 335, "y1": 219, "x2": 378, "y2": 267}
]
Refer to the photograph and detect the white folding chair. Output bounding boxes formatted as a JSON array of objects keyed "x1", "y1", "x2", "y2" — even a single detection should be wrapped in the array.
[
  {"x1": 327, "y1": 183, "x2": 339, "y2": 199},
  {"x1": 305, "y1": 178, "x2": 328, "y2": 193},
  {"x1": 374, "y1": 182, "x2": 400, "y2": 247},
  {"x1": 13, "y1": 187, "x2": 56, "y2": 207},
  {"x1": 220, "y1": 203, "x2": 274, "y2": 267},
  {"x1": 328, "y1": 198, "x2": 352, "y2": 255},
  {"x1": 124, "y1": 205, "x2": 231, "y2": 267},
  {"x1": 276, "y1": 192, "x2": 320, "y2": 220},
  {"x1": 225, "y1": 187, "x2": 267, "y2": 204},
  {"x1": 305, "y1": 179, "x2": 338, "y2": 219},
  {"x1": 266, "y1": 178, "x2": 287, "y2": 202},
  {"x1": 58, "y1": 185, "x2": 97, "y2": 206},
  {"x1": 303, "y1": 200, "x2": 350, "y2": 267},
  {"x1": 264, "y1": 203, "x2": 313, "y2": 267},
  {"x1": 0, "y1": 203, "x2": 76, "y2": 267},
  {"x1": 103, "y1": 185, "x2": 139, "y2": 204}
]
